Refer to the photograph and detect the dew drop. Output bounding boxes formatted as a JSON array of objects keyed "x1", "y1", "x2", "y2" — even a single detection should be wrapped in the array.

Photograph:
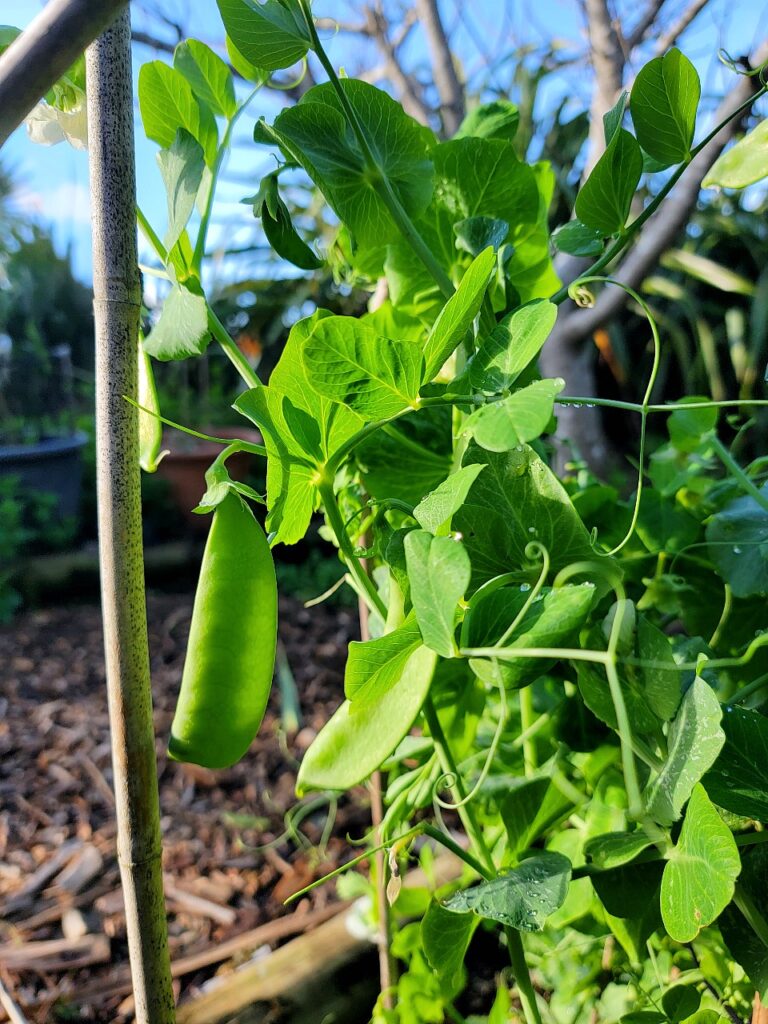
[
  {"x1": 520, "y1": 583, "x2": 531, "y2": 592},
  {"x1": 733, "y1": 546, "x2": 742, "y2": 554}
]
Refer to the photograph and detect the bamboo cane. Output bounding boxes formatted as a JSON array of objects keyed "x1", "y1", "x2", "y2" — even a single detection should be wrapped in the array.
[{"x1": 86, "y1": 12, "x2": 175, "y2": 1023}]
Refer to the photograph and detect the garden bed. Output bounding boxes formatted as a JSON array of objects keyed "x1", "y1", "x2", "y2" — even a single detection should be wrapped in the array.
[{"x1": 0, "y1": 592, "x2": 371, "y2": 1022}]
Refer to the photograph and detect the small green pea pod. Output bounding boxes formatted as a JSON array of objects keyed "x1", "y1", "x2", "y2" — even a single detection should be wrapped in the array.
[{"x1": 169, "y1": 491, "x2": 277, "y2": 769}]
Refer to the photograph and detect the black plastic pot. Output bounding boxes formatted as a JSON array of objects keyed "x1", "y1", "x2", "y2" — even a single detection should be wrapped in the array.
[{"x1": 0, "y1": 431, "x2": 89, "y2": 519}]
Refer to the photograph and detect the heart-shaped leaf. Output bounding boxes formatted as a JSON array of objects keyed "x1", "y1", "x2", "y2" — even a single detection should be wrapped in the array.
[
  {"x1": 444, "y1": 852, "x2": 572, "y2": 931},
  {"x1": 660, "y1": 784, "x2": 740, "y2": 942}
]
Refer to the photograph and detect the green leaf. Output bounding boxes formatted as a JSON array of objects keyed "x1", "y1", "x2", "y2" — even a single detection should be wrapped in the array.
[
  {"x1": 468, "y1": 300, "x2": 558, "y2": 392},
  {"x1": 156, "y1": 129, "x2": 205, "y2": 252},
  {"x1": 216, "y1": 0, "x2": 310, "y2": 72},
  {"x1": 703, "y1": 119, "x2": 768, "y2": 189},
  {"x1": 455, "y1": 100, "x2": 519, "y2": 141},
  {"x1": 636, "y1": 488, "x2": 700, "y2": 553},
  {"x1": 501, "y1": 776, "x2": 572, "y2": 857},
  {"x1": 662, "y1": 986, "x2": 701, "y2": 1023},
  {"x1": 603, "y1": 90, "x2": 629, "y2": 145},
  {"x1": 137, "y1": 343, "x2": 167, "y2": 473},
  {"x1": 575, "y1": 128, "x2": 643, "y2": 235},
  {"x1": 704, "y1": 705, "x2": 768, "y2": 821},
  {"x1": 421, "y1": 901, "x2": 478, "y2": 985},
  {"x1": 720, "y1": 842, "x2": 768, "y2": 1002},
  {"x1": 454, "y1": 217, "x2": 509, "y2": 256},
  {"x1": 706, "y1": 486, "x2": 768, "y2": 598},
  {"x1": 144, "y1": 283, "x2": 211, "y2": 361},
  {"x1": 422, "y1": 247, "x2": 495, "y2": 379},
  {"x1": 660, "y1": 784, "x2": 740, "y2": 942},
  {"x1": 646, "y1": 676, "x2": 724, "y2": 826},
  {"x1": 630, "y1": 49, "x2": 700, "y2": 165},
  {"x1": 259, "y1": 79, "x2": 434, "y2": 250},
  {"x1": 235, "y1": 314, "x2": 363, "y2": 544},
  {"x1": 466, "y1": 584, "x2": 596, "y2": 690},
  {"x1": 551, "y1": 220, "x2": 604, "y2": 257},
  {"x1": 462, "y1": 378, "x2": 563, "y2": 453},
  {"x1": 302, "y1": 315, "x2": 423, "y2": 420},
  {"x1": 413, "y1": 464, "x2": 487, "y2": 535},
  {"x1": 444, "y1": 852, "x2": 572, "y2": 931},
  {"x1": 592, "y1": 860, "x2": 664, "y2": 920},
  {"x1": 268, "y1": 311, "x2": 364, "y2": 460},
  {"x1": 296, "y1": 646, "x2": 437, "y2": 793},
  {"x1": 454, "y1": 443, "x2": 599, "y2": 586},
  {"x1": 138, "y1": 60, "x2": 218, "y2": 166},
  {"x1": 345, "y1": 615, "x2": 422, "y2": 704},
  {"x1": 246, "y1": 174, "x2": 323, "y2": 270},
  {"x1": 404, "y1": 531, "x2": 471, "y2": 658},
  {"x1": 385, "y1": 138, "x2": 550, "y2": 312},
  {"x1": 637, "y1": 616, "x2": 681, "y2": 721},
  {"x1": 584, "y1": 831, "x2": 655, "y2": 870},
  {"x1": 0, "y1": 26, "x2": 21, "y2": 54},
  {"x1": 174, "y1": 39, "x2": 237, "y2": 119},
  {"x1": 357, "y1": 415, "x2": 452, "y2": 506}
]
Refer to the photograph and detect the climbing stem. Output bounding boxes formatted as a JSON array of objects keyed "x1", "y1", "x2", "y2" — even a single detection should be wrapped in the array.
[
  {"x1": 519, "y1": 687, "x2": 537, "y2": 776},
  {"x1": 505, "y1": 927, "x2": 544, "y2": 1024},
  {"x1": 710, "y1": 435, "x2": 768, "y2": 513},
  {"x1": 295, "y1": 0, "x2": 454, "y2": 300},
  {"x1": 318, "y1": 477, "x2": 387, "y2": 619},
  {"x1": 423, "y1": 699, "x2": 543, "y2": 1024},
  {"x1": 207, "y1": 308, "x2": 261, "y2": 390}
]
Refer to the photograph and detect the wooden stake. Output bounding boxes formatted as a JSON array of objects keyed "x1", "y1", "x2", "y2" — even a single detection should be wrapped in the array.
[{"x1": 86, "y1": 11, "x2": 175, "y2": 1023}]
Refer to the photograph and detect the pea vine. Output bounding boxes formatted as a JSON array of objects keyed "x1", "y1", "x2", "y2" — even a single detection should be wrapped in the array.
[{"x1": 128, "y1": 7, "x2": 768, "y2": 1023}]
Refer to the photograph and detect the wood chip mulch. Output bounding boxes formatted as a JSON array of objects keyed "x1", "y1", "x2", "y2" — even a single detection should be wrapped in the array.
[{"x1": 0, "y1": 592, "x2": 366, "y2": 1022}]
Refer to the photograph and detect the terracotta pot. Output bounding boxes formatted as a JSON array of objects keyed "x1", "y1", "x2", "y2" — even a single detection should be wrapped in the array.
[{"x1": 157, "y1": 426, "x2": 263, "y2": 529}]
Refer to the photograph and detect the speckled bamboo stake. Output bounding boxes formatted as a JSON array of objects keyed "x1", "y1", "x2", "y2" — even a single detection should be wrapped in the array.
[{"x1": 86, "y1": 11, "x2": 175, "y2": 1022}]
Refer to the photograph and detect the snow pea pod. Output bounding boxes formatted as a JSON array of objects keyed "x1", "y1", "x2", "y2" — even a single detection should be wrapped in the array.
[{"x1": 169, "y1": 491, "x2": 277, "y2": 769}]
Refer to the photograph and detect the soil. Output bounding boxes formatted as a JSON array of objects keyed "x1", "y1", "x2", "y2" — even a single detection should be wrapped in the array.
[{"x1": 0, "y1": 591, "x2": 368, "y2": 1022}]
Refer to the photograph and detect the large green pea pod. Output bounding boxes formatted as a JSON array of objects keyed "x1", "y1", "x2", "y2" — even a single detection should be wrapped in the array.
[{"x1": 169, "y1": 491, "x2": 277, "y2": 769}]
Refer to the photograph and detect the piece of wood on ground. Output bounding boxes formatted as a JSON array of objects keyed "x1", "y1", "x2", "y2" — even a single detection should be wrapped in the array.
[
  {"x1": 48, "y1": 845, "x2": 104, "y2": 896},
  {"x1": 0, "y1": 935, "x2": 110, "y2": 973},
  {"x1": 174, "y1": 851, "x2": 465, "y2": 1024},
  {"x1": 0, "y1": 841, "x2": 82, "y2": 917}
]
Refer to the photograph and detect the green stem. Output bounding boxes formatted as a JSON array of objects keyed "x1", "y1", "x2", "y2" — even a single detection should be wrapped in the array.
[
  {"x1": 207, "y1": 307, "x2": 261, "y2": 389},
  {"x1": 505, "y1": 927, "x2": 543, "y2": 1024},
  {"x1": 559, "y1": 396, "x2": 768, "y2": 415},
  {"x1": 519, "y1": 687, "x2": 537, "y2": 777},
  {"x1": 318, "y1": 477, "x2": 387, "y2": 619},
  {"x1": 423, "y1": 698, "x2": 494, "y2": 875},
  {"x1": 192, "y1": 85, "x2": 261, "y2": 272},
  {"x1": 137, "y1": 204, "x2": 167, "y2": 264},
  {"x1": 296, "y1": 0, "x2": 454, "y2": 300},
  {"x1": 728, "y1": 672, "x2": 768, "y2": 706},
  {"x1": 710, "y1": 435, "x2": 768, "y2": 513},
  {"x1": 423, "y1": 700, "x2": 544, "y2": 1024},
  {"x1": 550, "y1": 81, "x2": 768, "y2": 306}
]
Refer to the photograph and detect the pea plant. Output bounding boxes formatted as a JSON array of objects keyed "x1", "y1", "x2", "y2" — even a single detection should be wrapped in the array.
[{"x1": 133, "y1": 6, "x2": 768, "y2": 1022}]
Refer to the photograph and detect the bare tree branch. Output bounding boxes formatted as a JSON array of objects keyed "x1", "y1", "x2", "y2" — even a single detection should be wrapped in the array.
[
  {"x1": 130, "y1": 29, "x2": 175, "y2": 55},
  {"x1": 415, "y1": 0, "x2": 466, "y2": 136},
  {"x1": 366, "y1": 4, "x2": 431, "y2": 124},
  {"x1": 0, "y1": 0, "x2": 129, "y2": 148},
  {"x1": 654, "y1": 0, "x2": 712, "y2": 54},
  {"x1": 583, "y1": 0, "x2": 626, "y2": 175},
  {"x1": 626, "y1": 0, "x2": 670, "y2": 50}
]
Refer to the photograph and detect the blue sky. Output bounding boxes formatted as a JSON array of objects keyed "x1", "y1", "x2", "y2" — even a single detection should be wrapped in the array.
[{"x1": 3, "y1": 0, "x2": 768, "y2": 288}]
